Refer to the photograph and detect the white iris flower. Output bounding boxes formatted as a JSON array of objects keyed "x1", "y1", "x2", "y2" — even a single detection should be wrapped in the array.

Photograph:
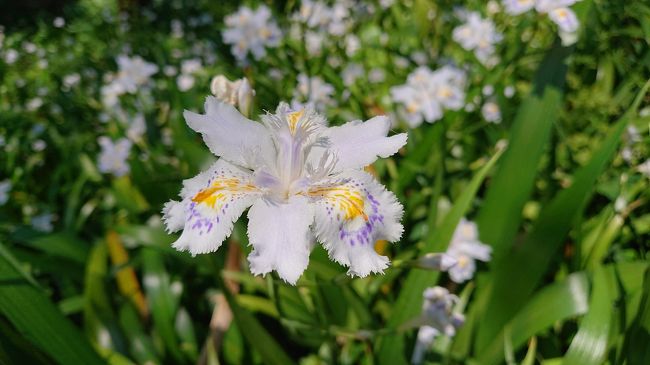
[
  {"x1": 452, "y1": 12, "x2": 502, "y2": 65},
  {"x1": 504, "y1": 0, "x2": 581, "y2": 45},
  {"x1": 163, "y1": 97, "x2": 407, "y2": 284},
  {"x1": 445, "y1": 218, "x2": 492, "y2": 283},
  {"x1": 391, "y1": 66, "x2": 467, "y2": 128},
  {"x1": 412, "y1": 286, "x2": 465, "y2": 364},
  {"x1": 223, "y1": 5, "x2": 282, "y2": 63}
]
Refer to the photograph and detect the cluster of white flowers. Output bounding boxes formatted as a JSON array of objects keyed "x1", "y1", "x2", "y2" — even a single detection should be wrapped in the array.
[
  {"x1": 163, "y1": 96, "x2": 407, "y2": 284},
  {"x1": 291, "y1": 0, "x2": 356, "y2": 55},
  {"x1": 444, "y1": 218, "x2": 492, "y2": 283},
  {"x1": 97, "y1": 137, "x2": 133, "y2": 177},
  {"x1": 452, "y1": 11, "x2": 502, "y2": 66},
  {"x1": 291, "y1": 73, "x2": 336, "y2": 113},
  {"x1": 293, "y1": 0, "x2": 353, "y2": 36},
  {"x1": 101, "y1": 55, "x2": 158, "y2": 107},
  {"x1": 503, "y1": 0, "x2": 581, "y2": 44},
  {"x1": 0, "y1": 180, "x2": 11, "y2": 205},
  {"x1": 412, "y1": 286, "x2": 465, "y2": 364},
  {"x1": 222, "y1": 5, "x2": 282, "y2": 63},
  {"x1": 390, "y1": 66, "x2": 467, "y2": 128}
]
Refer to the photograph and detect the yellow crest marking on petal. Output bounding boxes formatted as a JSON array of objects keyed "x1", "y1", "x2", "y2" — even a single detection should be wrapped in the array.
[
  {"x1": 192, "y1": 178, "x2": 257, "y2": 209},
  {"x1": 308, "y1": 185, "x2": 368, "y2": 221},
  {"x1": 287, "y1": 109, "x2": 304, "y2": 134}
]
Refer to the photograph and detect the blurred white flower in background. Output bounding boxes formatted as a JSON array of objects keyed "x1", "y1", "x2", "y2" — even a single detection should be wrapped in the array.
[
  {"x1": 63, "y1": 73, "x2": 81, "y2": 89},
  {"x1": 31, "y1": 213, "x2": 54, "y2": 232},
  {"x1": 444, "y1": 218, "x2": 492, "y2": 283},
  {"x1": 53, "y1": 17, "x2": 66, "y2": 28},
  {"x1": 97, "y1": 137, "x2": 132, "y2": 177},
  {"x1": 0, "y1": 180, "x2": 11, "y2": 205},
  {"x1": 452, "y1": 11, "x2": 502, "y2": 65},
  {"x1": 638, "y1": 159, "x2": 650, "y2": 178},
  {"x1": 127, "y1": 113, "x2": 147, "y2": 141},
  {"x1": 223, "y1": 5, "x2": 282, "y2": 63},
  {"x1": 481, "y1": 101, "x2": 502, "y2": 123},
  {"x1": 291, "y1": 74, "x2": 335, "y2": 112},
  {"x1": 412, "y1": 286, "x2": 465, "y2": 364},
  {"x1": 4, "y1": 48, "x2": 18, "y2": 64},
  {"x1": 342, "y1": 63, "x2": 364, "y2": 87},
  {"x1": 391, "y1": 65, "x2": 467, "y2": 127},
  {"x1": 504, "y1": 85, "x2": 516, "y2": 98},
  {"x1": 113, "y1": 55, "x2": 159, "y2": 93},
  {"x1": 504, "y1": 0, "x2": 581, "y2": 45},
  {"x1": 163, "y1": 98, "x2": 407, "y2": 284},
  {"x1": 503, "y1": 0, "x2": 535, "y2": 15}
]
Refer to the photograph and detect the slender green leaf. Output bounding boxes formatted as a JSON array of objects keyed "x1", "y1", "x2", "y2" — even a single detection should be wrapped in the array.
[
  {"x1": 562, "y1": 266, "x2": 613, "y2": 365},
  {"x1": 475, "y1": 78, "x2": 649, "y2": 350},
  {"x1": 0, "y1": 245, "x2": 105, "y2": 365},
  {"x1": 478, "y1": 272, "x2": 589, "y2": 364},
  {"x1": 477, "y1": 44, "x2": 571, "y2": 263},
  {"x1": 224, "y1": 289, "x2": 297, "y2": 365}
]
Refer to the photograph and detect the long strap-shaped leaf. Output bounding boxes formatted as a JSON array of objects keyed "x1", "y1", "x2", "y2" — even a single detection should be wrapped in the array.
[
  {"x1": 376, "y1": 147, "x2": 504, "y2": 365},
  {"x1": 561, "y1": 265, "x2": 613, "y2": 365},
  {"x1": 474, "y1": 79, "x2": 650, "y2": 352},
  {"x1": 477, "y1": 261, "x2": 649, "y2": 364},
  {"x1": 0, "y1": 244, "x2": 106, "y2": 365},
  {"x1": 223, "y1": 285, "x2": 297, "y2": 365}
]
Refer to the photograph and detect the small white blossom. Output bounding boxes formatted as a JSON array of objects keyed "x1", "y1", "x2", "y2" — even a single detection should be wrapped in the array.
[
  {"x1": 98, "y1": 137, "x2": 132, "y2": 177},
  {"x1": 481, "y1": 101, "x2": 502, "y2": 123},
  {"x1": 163, "y1": 98, "x2": 407, "y2": 284},
  {"x1": 503, "y1": 0, "x2": 535, "y2": 15},
  {"x1": 342, "y1": 63, "x2": 364, "y2": 86},
  {"x1": 0, "y1": 180, "x2": 11, "y2": 205},
  {"x1": 391, "y1": 66, "x2": 467, "y2": 127},
  {"x1": 638, "y1": 159, "x2": 650, "y2": 178},
  {"x1": 504, "y1": 85, "x2": 516, "y2": 98},
  {"x1": 412, "y1": 286, "x2": 465, "y2": 364},
  {"x1": 127, "y1": 114, "x2": 147, "y2": 141},
  {"x1": 368, "y1": 68, "x2": 386, "y2": 83},
  {"x1": 63, "y1": 73, "x2": 81, "y2": 88},
  {"x1": 53, "y1": 17, "x2": 66, "y2": 28},
  {"x1": 113, "y1": 55, "x2": 159, "y2": 94},
  {"x1": 505, "y1": 0, "x2": 580, "y2": 43},
  {"x1": 452, "y1": 12, "x2": 502, "y2": 65},
  {"x1": 291, "y1": 74, "x2": 335, "y2": 113},
  {"x1": 32, "y1": 213, "x2": 54, "y2": 232},
  {"x1": 177, "y1": 74, "x2": 195, "y2": 91},
  {"x1": 548, "y1": 7, "x2": 579, "y2": 33},
  {"x1": 445, "y1": 218, "x2": 492, "y2": 283},
  {"x1": 4, "y1": 49, "x2": 18, "y2": 64},
  {"x1": 223, "y1": 5, "x2": 282, "y2": 62}
]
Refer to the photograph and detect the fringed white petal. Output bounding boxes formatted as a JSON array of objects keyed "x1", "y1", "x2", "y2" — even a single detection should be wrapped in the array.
[
  {"x1": 163, "y1": 159, "x2": 260, "y2": 255},
  {"x1": 309, "y1": 170, "x2": 403, "y2": 277},
  {"x1": 321, "y1": 116, "x2": 407, "y2": 172},
  {"x1": 183, "y1": 96, "x2": 274, "y2": 169},
  {"x1": 246, "y1": 195, "x2": 314, "y2": 285}
]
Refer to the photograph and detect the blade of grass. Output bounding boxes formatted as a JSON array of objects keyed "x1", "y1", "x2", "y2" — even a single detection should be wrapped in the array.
[
  {"x1": 561, "y1": 265, "x2": 613, "y2": 365},
  {"x1": 0, "y1": 244, "x2": 105, "y2": 364},
  {"x1": 223, "y1": 288, "x2": 297, "y2": 365},
  {"x1": 477, "y1": 43, "x2": 571, "y2": 264},
  {"x1": 475, "y1": 79, "x2": 650, "y2": 351}
]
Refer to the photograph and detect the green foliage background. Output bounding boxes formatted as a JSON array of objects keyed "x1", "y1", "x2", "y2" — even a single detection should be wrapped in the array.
[{"x1": 0, "y1": 0, "x2": 649, "y2": 364}]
